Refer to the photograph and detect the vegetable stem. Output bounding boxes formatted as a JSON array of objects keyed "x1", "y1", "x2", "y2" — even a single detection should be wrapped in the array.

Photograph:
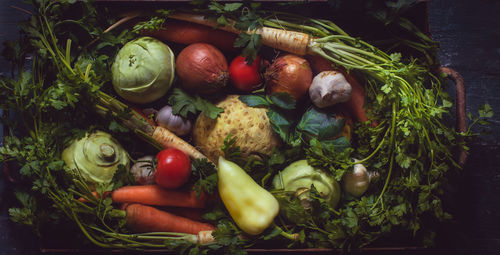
[{"x1": 371, "y1": 103, "x2": 398, "y2": 210}]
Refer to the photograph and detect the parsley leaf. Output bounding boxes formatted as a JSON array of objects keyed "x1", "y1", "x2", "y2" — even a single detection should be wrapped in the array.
[{"x1": 168, "y1": 88, "x2": 223, "y2": 119}]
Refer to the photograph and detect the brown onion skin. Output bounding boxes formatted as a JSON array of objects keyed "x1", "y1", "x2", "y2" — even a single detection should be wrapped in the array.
[
  {"x1": 176, "y1": 43, "x2": 229, "y2": 94},
  {"x1": 264, "y1": 54, "x2": 313, "y2": 100}
]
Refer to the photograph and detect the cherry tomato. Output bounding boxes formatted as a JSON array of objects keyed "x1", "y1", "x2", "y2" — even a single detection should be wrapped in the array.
[
  {"x1": 154, "y1": 148, "x2": 191, "y2": 189},
  {"x1": 229, "y1": 55, "x2": 263, "y2": 92}
]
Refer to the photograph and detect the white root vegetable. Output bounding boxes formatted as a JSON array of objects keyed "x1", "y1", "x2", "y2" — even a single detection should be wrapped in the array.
[
  {"x1": 342, "y1": 162, "x2": 378, "y2": 197},
  {"x1": 309, "y1": 71, "x2": 352, "y2": 108},
  {"x1": 130, "y1": 155, "x2": 156, "y2": 185},
  {"x1": 156, "y1": 105, "x2": 192, "y2": 136},
  {"x1": 169, "y1": 12, "x2": 313, "y2": 55},
  {"x1": 152, "y1": 126, "x2": 208, "y2": 161}
]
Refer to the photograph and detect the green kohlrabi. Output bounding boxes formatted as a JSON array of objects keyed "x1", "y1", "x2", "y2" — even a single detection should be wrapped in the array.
[
  {"x1": 112, "y1": 36, "x2": 175, "y2": 104},
  {"x1": 62, "y1": 130, "x2": 130, "y2": 184}
]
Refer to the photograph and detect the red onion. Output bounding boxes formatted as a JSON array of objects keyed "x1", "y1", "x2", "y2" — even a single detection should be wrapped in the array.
[
  {"x1": 176, "y1": 43, "x2": 229, "y2": 94},
  {"x1": 264, "y1": 54, "x2": 313, "y2": 100}
]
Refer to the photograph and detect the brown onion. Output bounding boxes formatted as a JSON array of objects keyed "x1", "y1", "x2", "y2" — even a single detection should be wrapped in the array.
[
  {"x1": 264, "y1": 54, "x2": 313, "y2": 100},
  {"x1": 176, "y1": 43, "x2": 229, "y2": 94}
]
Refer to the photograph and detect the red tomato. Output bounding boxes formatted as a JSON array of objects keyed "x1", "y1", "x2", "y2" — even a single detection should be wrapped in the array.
[
  {"x1": 229, "y1": 55, "x2": 263, "y2": 92},
  {"x1": 154, "y1": 148, "x2": 191, "y2": 189}
]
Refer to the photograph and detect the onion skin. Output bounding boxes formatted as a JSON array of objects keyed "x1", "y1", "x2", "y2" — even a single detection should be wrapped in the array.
[
  {"x1": 176, "y1": 43, "x2": 229, "y2": 94},
  {"x1": 264, "y1": 54, "x2": 313, "y2": 100}
]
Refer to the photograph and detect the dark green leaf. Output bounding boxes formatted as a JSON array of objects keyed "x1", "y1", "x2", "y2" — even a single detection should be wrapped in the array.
[
  {"x1": 238, "y1": 95, "x2": 269, "y2": 107},
  {"x1": 234, "y1": 33, "x2": 251, "y2": 48},
  {"x1": 217, "y1": 15, "x2": 231, "y2": 26},
  {"x1": 267, "y1": 110, "x2": 292, "y2": 143},
  {"x1": 297, "y1": 108, "x2": 345, "y2": 140},
  {"x1": 109, "y1": 120, "x2": 129, "y2": 132},
  {"x1": 320, "y1": 137, "x2": 351, "y2": 152},
  {"x1": 223, "y1": 3, "x2": 243, "y2": 12},
  {"x1": 269, "y1": 92, "x2": 296, "y2": 110},
  {"x1": 168, "y1": 88, "x2": 223, "y2": 119}
]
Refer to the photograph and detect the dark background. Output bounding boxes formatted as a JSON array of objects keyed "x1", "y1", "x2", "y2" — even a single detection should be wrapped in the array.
[{"x1": 1, "y1": 0, "x2": 500, "y2": 254}]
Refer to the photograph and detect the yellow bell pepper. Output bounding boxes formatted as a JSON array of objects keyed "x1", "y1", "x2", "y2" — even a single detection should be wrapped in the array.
[{"x1": 217, "y1": 157, "x2": 279, "y2": 235}]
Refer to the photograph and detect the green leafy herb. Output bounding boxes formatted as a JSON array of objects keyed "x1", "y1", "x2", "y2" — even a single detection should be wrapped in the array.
[
  {"x1": 190, "y1": 158, "x2": 218, "y2": 195},
  {"x1": 132, "y1": 9, "x2": 173, "y2": 33},
  {"x1": 168, "y1": 88, "x2": 224, "y2": 119},
  {"x1": 1, "y1": 0, "x2": 493, "y2": 253},
  {"x1": 195, "y1": 1, "x2": 264, "y2": 63},
  {"x1": 221, "y1": 134, "x2": 243, "y2": 164}
]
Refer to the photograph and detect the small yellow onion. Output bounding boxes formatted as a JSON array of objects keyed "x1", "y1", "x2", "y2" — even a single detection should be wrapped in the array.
[
  {"x1": 62, "y1": 131, "x2": 129, "y2": 184},
  {"x1": 265, "y1": 54, "x2": 313, "y2": 100}
]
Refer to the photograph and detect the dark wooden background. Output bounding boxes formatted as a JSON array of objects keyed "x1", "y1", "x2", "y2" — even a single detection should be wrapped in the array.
[{"x1": 1, "y1": 0, "x2": 500, "y2": 254}]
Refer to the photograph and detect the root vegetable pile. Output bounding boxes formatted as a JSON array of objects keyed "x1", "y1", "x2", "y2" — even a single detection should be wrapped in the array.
[{"x1": 0, "y1": 1, "x2": 491, "y2": 254}]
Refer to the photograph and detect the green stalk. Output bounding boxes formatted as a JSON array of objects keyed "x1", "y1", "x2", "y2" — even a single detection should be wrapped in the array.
[
  {"x1": 90, "y1": 226, "x2": 199, "y2": 245},
  {"x1": 264, "y1": 19, "x2": 329, "y2": 37},
  {"x1": 324, "y1": 43, "x2": 391, "y2": 64},
  {"x1": 71, "y1": 210, "x2": 114, "y2": 248},
  {"x1": 311, "y1": 48, "x2": 362, "y2": 70},
  {"x1": 273, "y1": 225, "x2": 300, "y2": 241},
  {"x1": 314, "y1": 34, "x2": 392, "y2": 60},
  {"x1": 371, "y1": 102, "x2": 398, "y2": 210},
  {"x1": 325, "y1": 45, "x2": 382, "y2": 68},
  {"x1": 309, "y1": 18, "x2": 348, "y2": 36},
  {"x1": 357, "y1": 125, "x2": 391, "y2": 164}
]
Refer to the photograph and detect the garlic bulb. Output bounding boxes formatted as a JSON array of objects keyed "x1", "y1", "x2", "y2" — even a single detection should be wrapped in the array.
[
  {"x1": 309, "y1": 71, "x2": 352, "y2": 108},
  {"x1": 342, "y1": 162, "x2": 378, "y2": 197},
  {"x1": 156, "y1": 105, "x2": 192, "y2": 136},
  {"x1": 130, "y1": 155, "x2": 156, "y2": 185}
]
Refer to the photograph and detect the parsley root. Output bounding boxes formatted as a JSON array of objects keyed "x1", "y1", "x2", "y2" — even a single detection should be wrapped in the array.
[
  {"x1": 152, "y1": 126, "x2": 207, "y2": 160},
  {"x1": 169, "y1": 12, "x2": 312, "y2": 55},
  {"x1": 96, "y1": 91, "x2": 209, "y2": 161}
]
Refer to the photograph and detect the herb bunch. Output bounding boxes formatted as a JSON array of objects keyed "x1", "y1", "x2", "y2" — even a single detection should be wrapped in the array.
[{"x1": 0, "y1": 0, "x2": 492, "y2": 254}]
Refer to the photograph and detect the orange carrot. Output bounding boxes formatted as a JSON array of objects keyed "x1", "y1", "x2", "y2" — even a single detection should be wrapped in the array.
[
  {"x1": 160, "y1": 206, "x2": 204, "y2": 222},
  {"x1": 152, "y1": 126, "x2": 208, "y2": 160},
  {"x1": 111, "y1": 185, "x2": 210, "y2": 208},
  {"x1": 145, "y1": 20, "x2": 238, "y2": 52},
  {"x1": 120, "y1": 203, "x2": 130, "y2": 211},
  {"x1": 342, "y1": 70, "x2": 373, "y2": 125},
  {"x1": 125, "y1": 203, "x2": 215, "y2": 235}
]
